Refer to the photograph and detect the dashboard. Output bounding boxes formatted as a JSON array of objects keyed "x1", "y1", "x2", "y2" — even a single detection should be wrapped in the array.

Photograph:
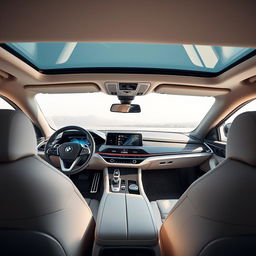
[{"x1": 38, "y1": 130, "x2": 212, "y2": 170}]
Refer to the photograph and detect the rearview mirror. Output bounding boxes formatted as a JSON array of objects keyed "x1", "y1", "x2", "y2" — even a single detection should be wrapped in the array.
[{"x1": 110, "y1": 104, "x2": 141, "y2": 113}]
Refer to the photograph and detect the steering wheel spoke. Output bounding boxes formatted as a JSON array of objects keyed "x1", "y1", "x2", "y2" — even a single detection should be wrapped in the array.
[
  {"x1": 46, "y1": 146, "x2": 60, "y2": 156},
  {"x1": 59, "y1": 157, "x2": 82, "y2": 172},
  {"x1": 80, "y1": 145, "x2": 91, "y2": 156}
]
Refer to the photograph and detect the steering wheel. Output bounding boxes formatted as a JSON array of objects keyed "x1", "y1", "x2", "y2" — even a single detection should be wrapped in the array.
[{"x1": 44, "y1": 126, "x2": 95, "y2": 175}]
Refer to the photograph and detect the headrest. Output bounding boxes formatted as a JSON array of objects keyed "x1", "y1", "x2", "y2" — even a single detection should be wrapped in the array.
[
  {"x1": 227, "y1": 111, "x2": 256, "y2": 166},
  {"x1": 0, "y1": 110, "x2": 36, "y2": 162}
]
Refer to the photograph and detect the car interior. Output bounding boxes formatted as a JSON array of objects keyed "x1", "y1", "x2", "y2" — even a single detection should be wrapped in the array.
[{"x1": 0, "y1": 1, "x2": 256, "y2": 256}]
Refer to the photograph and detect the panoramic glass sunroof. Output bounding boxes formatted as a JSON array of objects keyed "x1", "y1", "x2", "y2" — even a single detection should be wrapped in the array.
[{"x1": 3, "y1": 42, "x2": 255, "y2": 75}]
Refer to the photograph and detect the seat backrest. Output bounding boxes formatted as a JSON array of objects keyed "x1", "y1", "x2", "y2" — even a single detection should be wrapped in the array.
[
  {"x1": 0, "y1": 110, "x2": 94, "y2": 256},
  {"x1": 0, "y1": 229, "x2": 66, "y2": 256},
  {"x1": 160, "y1": 112, "x2": 256, "y2": 256},
  {"x1": 199, "y1": 236, "x2": 256, "y2": 256}
]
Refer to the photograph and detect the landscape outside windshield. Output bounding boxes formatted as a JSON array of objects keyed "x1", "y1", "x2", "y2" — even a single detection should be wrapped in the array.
[{"x1": 36, "y1": 93, "x2": 215, "y2": 132}]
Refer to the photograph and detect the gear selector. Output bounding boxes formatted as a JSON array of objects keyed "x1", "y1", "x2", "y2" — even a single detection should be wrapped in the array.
[{"x1": 111, "y1": 169, "x2": 121, "y2": 192}]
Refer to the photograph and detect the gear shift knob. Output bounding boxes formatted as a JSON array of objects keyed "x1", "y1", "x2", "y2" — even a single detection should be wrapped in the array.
[
  {"x1": 111, "y1": 169, "x2": 121, "y2": 192},
  {"x1": 113, "y1": 169, "x2": 120, "y2": 183}
]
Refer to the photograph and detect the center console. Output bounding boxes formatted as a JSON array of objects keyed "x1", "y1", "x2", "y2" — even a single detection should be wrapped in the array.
[
  {"x1": 93, "y1": 167, "x2": 159, "y2": 256},
  {"x1": 109, "y1": 168, "x2": 140, "y2": 194}
]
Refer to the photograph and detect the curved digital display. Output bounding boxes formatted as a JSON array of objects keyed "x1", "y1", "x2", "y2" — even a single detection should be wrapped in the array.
[
  {"x1": 106, "y1": 133, "x2": 142, "y2": 146},
  {"x1": 71, "y1": 138, "x2": 90, "y2": 146}
]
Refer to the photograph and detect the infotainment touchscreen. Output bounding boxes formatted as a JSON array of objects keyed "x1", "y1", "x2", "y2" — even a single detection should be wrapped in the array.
[{"x1": 106, "y1": 133, "x2": 142, "y2": 146}]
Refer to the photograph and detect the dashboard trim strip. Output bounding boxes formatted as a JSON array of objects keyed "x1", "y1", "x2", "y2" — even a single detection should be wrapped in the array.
[
  {"x1": 97, "y1": 151, "x2": 205, "y2": 157},
  {"x1": 90, "y1": 152, "x2": 212, "y2": 170}
]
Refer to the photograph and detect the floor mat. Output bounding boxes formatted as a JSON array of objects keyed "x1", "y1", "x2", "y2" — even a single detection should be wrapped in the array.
[{"x1": 142, "y1": 169, "x2": 184, "y2": 201}]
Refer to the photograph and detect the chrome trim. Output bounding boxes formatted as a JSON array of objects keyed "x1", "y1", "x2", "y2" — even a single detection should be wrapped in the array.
[
  {"x1": 203, "y1": 142, "x2": 214, "y2": 153},
  {"x1": 80, "y1": 144, "x2": 91, "y2": 155},
  {"x1": 37, "y1": 140, "x2": 46, "y2": 150},
  {"x1": 90, "y1": 173, "x2": 101, "y2": 193}
]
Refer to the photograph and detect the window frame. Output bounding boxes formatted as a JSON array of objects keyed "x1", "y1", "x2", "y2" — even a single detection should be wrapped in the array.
[
  {"x1": 0, "y1": 95, "x2": 19, "y2": 110},
  {"x1": 216, "y1": 98, "x2": 256, "y2": 142}
]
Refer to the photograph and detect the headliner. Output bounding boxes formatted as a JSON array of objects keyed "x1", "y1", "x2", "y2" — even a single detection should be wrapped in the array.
[{"x1": 0, "y1": 0, "x2": 256, "y2": 47}]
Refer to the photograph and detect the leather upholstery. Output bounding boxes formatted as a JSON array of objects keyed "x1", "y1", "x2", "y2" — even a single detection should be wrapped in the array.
[
  {"x1": 0, "y1": 229, "x2": 67, "y2": 256},
  {"x1": 0, "y1": 110, "x2": 37, "y2": 162},
  {"x1": 227, "y1": 111, "x2": 256, "y2": 166},
  {"x1": 160, "y1": 111, "x2": 256, "y2": 256},
  {"x1": 0, "y1": 110, "x2": 94, "y2": 256}
]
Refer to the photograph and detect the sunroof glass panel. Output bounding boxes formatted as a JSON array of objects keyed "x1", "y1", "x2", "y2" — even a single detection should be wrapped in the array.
[{"x1": 4, "y1": 42, "x2": 255, "y2": 73}]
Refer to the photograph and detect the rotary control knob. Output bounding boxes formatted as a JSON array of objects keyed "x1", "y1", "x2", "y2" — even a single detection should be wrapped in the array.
[{"x1": 128, "y1": 183, "x2": 139, "y2": 192}]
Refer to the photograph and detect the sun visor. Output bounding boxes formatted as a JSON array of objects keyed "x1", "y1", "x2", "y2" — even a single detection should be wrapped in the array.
[
  {"x1": 24, "y1": 83, "x2": 100, "y2": 93},
  {"x1": 154, "y1": 84, "x2": 230, "y2": 97}
]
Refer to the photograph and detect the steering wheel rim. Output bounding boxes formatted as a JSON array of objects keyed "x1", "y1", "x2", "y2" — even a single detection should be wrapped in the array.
[{"x1": 44, "y1": 126, "x2": 95, "y2": 175}]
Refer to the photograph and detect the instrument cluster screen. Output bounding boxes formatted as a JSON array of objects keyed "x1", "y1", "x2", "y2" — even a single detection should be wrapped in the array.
[
  {"x1": 71, "y1": 138, "x2": 90, "y2": 146},
  {"x1": 106, "y1": 133, "x2": 142, "y2": 146}
]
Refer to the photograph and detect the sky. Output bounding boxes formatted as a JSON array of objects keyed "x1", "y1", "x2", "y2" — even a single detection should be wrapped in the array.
[
  {"x1": 0, "y1": 98, "x2": 14, "y2": 110},
  {"x1": 1, "y1": 94, "x2": 255, "y2": 132}
]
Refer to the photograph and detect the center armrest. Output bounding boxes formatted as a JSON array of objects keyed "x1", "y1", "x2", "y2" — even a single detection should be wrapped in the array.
[
  {"x1": 95, "y1": 193, "x2": 158, "y2": 246},
  {"x1": 126, "y1": 194, "x2": 157, "y2": 241},
  {"x1": 96, "y1": 193, "x2": 127, "y2": 243}
]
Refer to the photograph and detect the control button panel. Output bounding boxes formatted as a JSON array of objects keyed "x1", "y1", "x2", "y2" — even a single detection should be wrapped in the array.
[
  {"x1": 99, "y1": 148, "x2": 148, "y2": 164},
  {"x1": 102, "y1": 148, "x2": 147, "y2": 154},
  {"x1": 104, "y1": 158, "x2": 144, "y2": 164}
]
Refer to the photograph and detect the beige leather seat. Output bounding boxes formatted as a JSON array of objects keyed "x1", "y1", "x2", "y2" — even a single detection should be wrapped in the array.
[
  {"x1": 0, "y1": 110, "x2": 95, "y2": 256},
  {"x1": 160, "y1": 111, "x2": 256, "y2": 256}
]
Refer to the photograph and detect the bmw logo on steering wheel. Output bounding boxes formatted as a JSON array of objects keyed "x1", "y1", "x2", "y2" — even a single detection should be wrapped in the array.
[{"x1": 65, "y1": 146, "x2": 73, "y2": 152}]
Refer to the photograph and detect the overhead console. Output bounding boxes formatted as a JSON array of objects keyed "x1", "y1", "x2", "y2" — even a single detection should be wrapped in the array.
[{"x1": 105, "y1": 82, "x2": 150, "y2": 96}]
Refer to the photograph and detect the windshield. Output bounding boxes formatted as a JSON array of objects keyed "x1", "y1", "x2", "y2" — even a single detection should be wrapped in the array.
[{"x1": 35, "y1": 93, "x2": 215, "y2": 132}]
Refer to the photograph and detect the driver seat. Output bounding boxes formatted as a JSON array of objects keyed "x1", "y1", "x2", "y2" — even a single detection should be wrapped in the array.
[{"x1": 0, "y1": 110, "x2": 95, "y2": 256}]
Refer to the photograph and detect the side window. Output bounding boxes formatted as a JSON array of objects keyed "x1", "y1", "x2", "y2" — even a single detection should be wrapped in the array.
[
  {"x1": 0, "y1": 97, "x2": 14, "y2": 110},
  {"x1": 219, "y1": 99, "x2": 256, "y2": 141}
]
